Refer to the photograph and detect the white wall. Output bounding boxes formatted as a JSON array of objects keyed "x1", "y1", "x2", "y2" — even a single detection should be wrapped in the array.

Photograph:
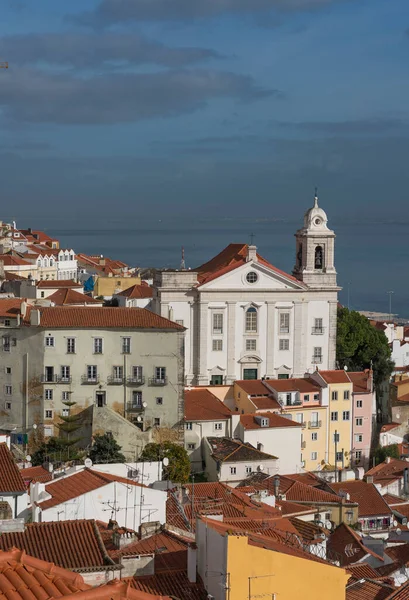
[
  {"x1": 196, "y1": 518, "x2": 228, "y2": 600},
  {"x1": 380, "y1": 431, "x2": 404, "y2": 447},
  {"x1": 391, "y1": 340, "x2": 409, "y2": 369},
  {"x1": 218, "y1": 458, "x2": 278, "y2": 486},
  {"x1": 237, "y1": 425, "x2": 302, "y2": 474},
  {"x1": 185, "y1": 419, "x2": 230, "y2": 471},
  {"x1": 91, "y1": 461, "x2": 163, "y2": 485}
]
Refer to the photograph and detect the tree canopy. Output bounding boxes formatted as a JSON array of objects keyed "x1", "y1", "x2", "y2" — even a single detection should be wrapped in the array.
[
  {"x1": 336, "y1": 307, "x2": 394, "y2": 389},
  {"x1": 31, "y1": 437, "x2": 73, "y2": 466},
  {"x1": 140, "y1": 441, "x2": 190, "y2": 483},
  {"x1": 373, "y1": 444, "x2": 399, "y2": 466},
  {"x1": 88, "y1": 433, "x2": 126, "y2": 464}
]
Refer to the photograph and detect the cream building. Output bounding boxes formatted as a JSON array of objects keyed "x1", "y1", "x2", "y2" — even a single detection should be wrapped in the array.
[{"x1": 153, "y1": 194, "x2": 339, "y2": 385}]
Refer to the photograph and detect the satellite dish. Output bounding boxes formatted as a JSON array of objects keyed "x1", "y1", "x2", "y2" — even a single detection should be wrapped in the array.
[
  {"x1": 84, "y1": 458, "x2": 93, "y2": 468},
  {"x1": 32, "y1": 424, "x2": 37, "y2": 430},
  {"x1": 25, "y1": 455, "x2": 31, "y2": 463},
  {"x1": 137, "y1": 416, "x2": 142, "y2": 422},
  {"x1": 325, "y1": 520, "x2": 332, "y2": 529},
  {"x1": 163, "y1": 457, "x2": 169, "y2": 467},
  {"x1": 344, "y1": 365, "x2": 348, "y2": 371},
  {"x1": 397, "y1": 414, "x2": 401, "y2": 420},
  {"x1": 397, "y1": 528, "x2": 402, "y2": 535},
  {"x1": 258, "y1": 465, "x2": 264, "y2": 471},
  {"x1": 394, "y1": 520, "x2": 398, "y2": 527},
  {"x1": 142, "y1": 402, "x2": 148, "y2": 408}
]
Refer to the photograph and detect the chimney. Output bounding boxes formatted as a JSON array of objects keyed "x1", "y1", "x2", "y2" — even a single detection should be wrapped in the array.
[
  {"x1": 366, "y1": 475, "x2": 374, "y2": 484},
  {"x1": 20, "y1": 301, "x2": 27, "y2": 319},
  {"x1": 108, "y1": 519, "x2": 119, "y2": 531},
  {"x1": 273, "y1": 475, "x2": 280, "y2": 497},
  {"x1": 187, "y1": 544, "x2": 197, "y2": 583},
  {"x1": 113, "y1": 530, "x2": 138, "y2": 549},
  {"x1": 246, "y1": 245, "x2": 258, "y2": 263},
  {"x1": 386, "y1": 456, "x2": 392, "y2": 464},
  {"x1": 30, "y1": 309, "x2": 41, "y2": 326}
]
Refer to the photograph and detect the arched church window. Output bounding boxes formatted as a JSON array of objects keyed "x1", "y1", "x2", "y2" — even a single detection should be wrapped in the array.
[
  {"x1": 245, "y1": 307, "x2": 257, "y2": 333},
  {"x1": 314, "y1": 246, "x2": 323, "y2": 269}
]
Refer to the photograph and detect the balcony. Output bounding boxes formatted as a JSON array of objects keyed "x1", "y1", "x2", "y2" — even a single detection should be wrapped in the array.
[
  {"x1": 149, "y1": 377, "x2": 168, "y2": 386},
  {"x1": 126, "y1": 403, "x2": 144, "y2": 412},
  {"x1": 287, "y1": 399, "x2": 302, "y2": 406},
  {"x1": 40, "y1": 375, "x2": 72, "y2": 384},
  {"x1": 127, "y1": 376, "x2": 145, "y2": 386},
  {"x1": 107, "y1": 376, "x2": 124, "y2": 385},
  {"x1": 308, "y1": 420, "x2": 322, "y2": 429},
  {"x1": 81, "y1": 375, "x2": 100, "y2": 384},
  {"x1": 312, "y1": 356, "x2": 323, "y2": 364},
  {"x1": 312, "y1": 327, "x2": 324, "y2": 335}
]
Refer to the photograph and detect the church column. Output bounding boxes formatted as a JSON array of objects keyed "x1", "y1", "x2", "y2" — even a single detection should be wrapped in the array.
[
  {"x1": 226, "y1": 302, "x2": 236, "y2": 383},
  {"x1": 292, "y1": 301, "x2": 306, "y2": 377},
  {"x1": 266, "y1": 301, "x2": 275, "y2": 377},
  {"x1": 328, "y1": 300, "x2": 338, "y2": 369},
  {"x1": 197, "y1": 301, "x2": 209, "y2": 385}
]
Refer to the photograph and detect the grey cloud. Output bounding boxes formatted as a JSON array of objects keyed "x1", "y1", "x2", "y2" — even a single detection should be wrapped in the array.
[
  {"x1": 278, "y1": 118, "x2": 406, "y2": 135},
  {"x1": 70, "y1": 0, "x2": 335, "y2": 26},
  {"x1": 0, "y1": 68, "x2": 273, "y2": 124},
  {"x1": 0, "y1": 32, "x2": 222, "y2": 68}
]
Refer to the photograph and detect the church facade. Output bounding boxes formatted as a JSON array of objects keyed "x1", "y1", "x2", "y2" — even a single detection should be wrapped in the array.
[{"x1": 152, "y1": 195, "x2": 339, "y2": 385}]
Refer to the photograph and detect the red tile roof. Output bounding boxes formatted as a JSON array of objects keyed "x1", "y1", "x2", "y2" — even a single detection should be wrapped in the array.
[
  {"x1": 129, "y1": 570, "x2": 207, "y2": 600},
  {"x1": 207, "y1": 437, "x2": 277, "y2": 462},
  {"x1": 386, "y1": 582, "x2": 409, "y2": 599},
  {"x1": 385, "y1": 543, "x2": 409, "y2": 568},
  {"x1": 235, "y1": 380, "x2": 271, "y2": 395},
  {"x1": 117, "y1": 284, "x2": 153, "y2": 299},
  {"x1": 0, "y1": 443, "x2": 26, "y2": 492},
  {"x1": 383, "y1": 493, "x2": 407, "y2": 505},
  {"x1": 285, "y1": 472, "x2": 323, "y2": 487},
  {"x1": 265, "y1": 378, "x2": 321, "y2": 394},
  {"x1": 0, "y1": 254, "x2": 33, "y2": 266},
  {"x1": 365, "y1": 458, "x2": 409, "y2": 487},
  {"x1": 348, "y1": 371, "x2": 372, "y2": 394},
  {"x1": 329, "y1": 480, "x2": 392, "y2": 518},
  {"x1": 19, "y1": 229, "x2": 57, "y2": 244},
  {"x1": 0, "y1": 299, "x2": 26, "y2": 318},
  {"x1": 37, "y1": 468, "x2": 145, "y2": 510},
  {"x1": 20, "y1": 466, "x2": 53, "y2": 484},
  {"x1": 37, "y1": 279, "x2": 82, "y2": 289},
  {"x1": 380, "y1": 423, "x2": 400, "y2": 432},
  {"x1": 28, "y1": 306, "x2": 184, "y2": 330},
  {"x1": 346, "y1": 563, "x2": 381, "y2": 583},
  {"x1": 239, "y1": 412, "x2": 302, "y2": 430},
  {"x1": 0, "y1": 520, "x2": 112, "y2": 570},
  {"x1": 47, "y1": 288, "x2": 101, "y2": 306},
  {"x1": 346, "y1": 579, "x2": 395, "y2": 600},
  {"x1": 251, "y1": 396, "x2": 282, "y2": 410},
  {"x1": 317, "y1": 370, "x2": 352, "y2": 384},
  {"x1": 184, "y1": 388, "x2": 231, "y2": 421},
  {"x1": 328, "y1": 522, "x2": 383, "y2": 566},
  {"x1": 195, "y1": 243, "x2": 306, "y2": 287}
]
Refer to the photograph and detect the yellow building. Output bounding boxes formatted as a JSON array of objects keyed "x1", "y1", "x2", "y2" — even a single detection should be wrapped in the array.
[
  {"x1": 312, "y1": 370, "x2": 353, "y2": 469},
  {"x1": 197, "y1": 517, "x2": 349, "y2": 600},
  {"x1": 94, "y1": 275, "x2": 141, "y2": 298}
]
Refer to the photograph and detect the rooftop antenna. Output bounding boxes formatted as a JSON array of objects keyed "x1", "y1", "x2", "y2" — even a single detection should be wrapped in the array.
[
  {"x1": 180, "y1": 246, "x2": 186, "y2": 270},
  {"x1": 249, "y1": 233, "x2": 255, "y2": 245}
]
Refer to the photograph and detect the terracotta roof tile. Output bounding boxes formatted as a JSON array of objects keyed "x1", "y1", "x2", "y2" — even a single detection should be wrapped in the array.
[
  {"x1": 365, "y1": 458, "x2": 409, "y2": 487},
  {"x1": 285, "y1": 472, "x2": 323, "y2": 487},
  {"x1": 0, "y1": 443, "x2": 26, "y2": 492},
  {"x1": 117, "y1": 284, "x2": 153, "y2": 299},
  {"x1": 251, "y1": 396, "x2": 282, "y2": 410},
  {"x1": 383, "y1": 493, "x2": 407, "y2": 505},
  {"x1": 207, "y1": 437, "x2": 277, "y2": 462},
  {"x1": 380, "y1": 423, "x2": 401, "y2": 432},
  {"x1": 348, "y1": 371, "x2": 372, "y2": 394},
  {"x1": 27, "y1": 306, "x2": 184, "y2": 330},
  {"x1": 184, "y1": 389, "x2": 231, "y2": 421},
  {"x1": 20, "y1": 466, "x2": 53, "y2": 484},
  {"x1": 0, "y1": 520, "x2": 111, "y2": 570},
  {"x1": 346, "y1": 579, "x2": 395, "y2": 600},
  {"x1": 129, "y1": 571, "x2": 207, "y2": 600},
  {"x1": 288, "y1": 517, "x2": 329, "y2": 542},
  {"x1": 317, "y1": 370, "x2": 352, "y2": 384},
  {"x1": 36, "y1": 279, "x2": 82, "y2": 289},
  {"x1": 329, "y1": 481, "x2": 392, "y2": 517},
  {"x1": 387, "y1": 582, "x2": 409, "y2": 599},
  {"x1": 0, "y1": 299, "x2": 26, "y2": 318},
  {"x1": 0, "y1": 254, "x2": 33, "y2": 266},
  {"x1": 328, "y1": 523, "x2": 383, "y2": 566},
  {"x1": 235, "y1": 380, "x2": 271, "y2": 395},
  {"x1": 346, "y1": 563, "x2": 381, "y2": 583},
  {"x1": 239, "y1": 412, "x2": 302, "y2": 430},
  {"x1": 265, "y1": 378, "x2": 321, "y2": 394},
  {"x1": 47, "y1": 288, "x2": 101, "y2": 306}
]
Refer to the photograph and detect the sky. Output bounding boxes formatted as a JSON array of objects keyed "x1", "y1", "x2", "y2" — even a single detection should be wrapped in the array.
[{"x1": 0, "y1": 0, "x2": 408, "y2": 221}]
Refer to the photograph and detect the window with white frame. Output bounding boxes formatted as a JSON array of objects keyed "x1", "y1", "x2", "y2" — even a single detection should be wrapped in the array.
[
  {"x1": 313, "y1": 347, "x2": 322, "y2": 363},
  {"x1": 94, "y1": 338, "x2": 103, "y2": 354},
  {"x1": 122, "y1": 337, "x2": 131, "y2": 354},
  {"x1": 213, "y1": 313, "x2": 223, "y2": 334},
  {"x1": 187, "y1": 443, "x2": 196, "y2": 450},
  {"x1": 45, "y1": 336, "x2": 54, "y2": 347},
  {"x1": 214, "y1": 423, "x2": 223, "y2": 431},
  {"x1": 212, "y1": 339, "x2": 223, "y2": 351},
  {"x1": 311, "y1": 432, "x2": 318, "y2": 441},
  {"x1": 245, "y1": 307, "x2": 257, "y2": 332},
  {"x1": 186, "y1": 422, "x2": 193, "y2": 430},
  {"x1": 356, "y1": 400, "x2": 363, "y2": 408},
  {"x1": 67, "y1": 337, "x2": 76, "y2": 354},
  {"x1": 45, "y1": 389, "x2": 53, "y2": 400},
  {"x1": 87, "y1": 365, "x2": 98, "y2": 381},
  {"x1": 304, "y1": 395, "x2": 309, "y2": 402},
  {"x1": 62, "y1": 408, "x2": 69, "y2": 417},
  {"x1": 314, "y1": 393, "x2": 319, "y2": 401},
  {"x1": 311, "y1": 452, "x2": 318, "y2": 460},
  {"x1": 133, "y1": 366, "x2": 143, "y2": 380},
  {"x1": 5, "y1": 385, "x2": 12, "y2": 395},
  {"x1": 155, "y1": 367, "x2": 166, "y2": 382},
  {"x1": 45, "y1": 410, "x2": 53, "y2": 419},
  {"x1": 313, "y1": 318, "x2": 323, "y2": 333},
  {"x1": 245, "y1": 466, "x2": 252, "y2": 474},
  {"x1": 246, "y1": 339, "x2": 257, "y2": 351},
  {"x1": 344, "y1": 390, "x2": 350, "y2": 400},
  {"x1": 230, "y1": 467, "x2": 237, "y2": 475},
  {"x1": 279, "y1": 339, "x2": 289, "y2": 351},
  {"x1": 279, "y1": 312, "x2": 290, "y2": 334},
  {"x1": 62, "y1": 391, "x2": 70, "y2": 401},
  {"x1": 331, "y1": 411, "x2": 338, "y2": 421},
  {"x1": 132, "y1": 391, "x2": 142, "y2": 407},
  {"x1": 355, "y1": 450, "x2": 362, "y2": 461},
  {"x1": 61, "y1": 366, "x2": 70, "y2": 381},
  {"x1": 113, "y1": 366, "x2": 123, "y2": 381},
  {"x1": 356, "y1": 417, "x2": 363, "y2": 426},
  {"x1": 331, "y1": 391, "x2": 338, "y2": 401},
  {"x1": 343, "y1": 411, "x2": 350, "y2": 421},
  {"x1": 355, "y1": 434, "x2": 363, "y2": 443}
]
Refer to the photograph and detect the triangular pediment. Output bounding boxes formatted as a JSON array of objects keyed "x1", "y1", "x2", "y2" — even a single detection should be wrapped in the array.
[{"x1": 198, "y1": 261, "x2": 306, "y2": 291}]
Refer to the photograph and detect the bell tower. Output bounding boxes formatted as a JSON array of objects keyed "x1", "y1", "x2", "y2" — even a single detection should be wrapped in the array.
[{"x1": 293, "y1": 192, "x2": 337, "y2": 288}]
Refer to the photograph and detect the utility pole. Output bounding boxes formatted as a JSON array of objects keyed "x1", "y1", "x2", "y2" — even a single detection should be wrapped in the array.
[
  {"x1": 387, "y1": 291, "x2": 394, "y2": 321},
  {"x1": 334, "y1": 429, "x2": 339, "y2": 482}
]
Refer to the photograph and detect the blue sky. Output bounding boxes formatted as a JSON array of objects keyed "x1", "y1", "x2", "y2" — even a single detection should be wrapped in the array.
[{"x1": 0, "y1": 0, "x2": 408, "y2": 220}]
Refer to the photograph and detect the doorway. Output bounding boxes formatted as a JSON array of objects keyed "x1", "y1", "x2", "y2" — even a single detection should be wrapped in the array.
[{"x1": 96, "y1": 391, "x2": 106, "y2": 407}]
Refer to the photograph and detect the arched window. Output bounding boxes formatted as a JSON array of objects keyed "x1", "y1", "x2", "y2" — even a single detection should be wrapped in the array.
[
  {"x1": 314, "y1": 246, "x2": 323, "y2": 269},
  {"x1": 245, "y1": 307, "x2": 257, "y2": 333},
  {"x1": 44, "y1": 258, "x2": 48, "y2": 267}
]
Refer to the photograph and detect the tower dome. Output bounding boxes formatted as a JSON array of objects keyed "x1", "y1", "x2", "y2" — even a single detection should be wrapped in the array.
[{"x1": 303, "y1": 193, "x2": 329, "y2": 231}]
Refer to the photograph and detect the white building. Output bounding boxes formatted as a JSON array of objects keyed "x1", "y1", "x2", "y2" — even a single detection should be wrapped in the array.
[
  {"x1": 31, "y1": 468, "x2": 166, "y2": 528},
  {"x1": 0, "y1": 443, "x2": 29, "y2": 519},
  {"x1": 113, "y1": 284, "x2": 153, "y2": 309},
  {"x1": 153, "y1": 194, "x2": 339, "y2": 384}
]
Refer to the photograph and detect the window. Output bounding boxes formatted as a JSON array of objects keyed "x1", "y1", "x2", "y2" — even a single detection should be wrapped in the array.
[
  {"x1": 331, "y1": 391, "x2": 338, "y2": 401},
  {"x1": 5, "y1": 367, "x2": 11, "y2": 374},
  {"x1": 133, "y1": 366, "x2": 143, "y2": 380},
  {"x1": 94, "y1": 338, "x2": 103, "y2": 354},
  {"x1": 344, "y1": 390, "x2": 350, "y2": 400},
  {"x1": 245, "y1": 307, "x2": 257, "y2": 332},
  {"x1": 311, "y1": 432, "x2": 318, "y2": 441},
  {"x1": 211, "y1": 375, "x2": 223, "y2": 385},
  {"x1": 335, "y1": 451, "x2": 343, "y2": 462},
  {"x1": 40, "y1": 291, "x2": 45, "y2": 298},
  {"x1": 132, "y1": 391, "x2": 142, "y2": 407},
  {"x1": 313, "y1": 318, "x2": 323, "y2": 334},
  {"x1": 230, "y1": 467, "x2": 237, "y2": 475},
  {"x1": 45, "y1": 410, "x2": 53, "y2": 419},
  {"x1": 333, "y1": 433, "x2": 340, "y2": 443},
  {"x1": 314, "y1": 393, "x2": 319, "y2": 401},
  {"x1": 5, "y1": 402, "x2": 11, "y2": 410},
  {"x1": 155, "y1": 367, "x2": 166, "y2": 383},
  {"x1": 45, "y1": 389, "x2": 53, "y2": 400},
  {"x1": 311, "y1": 411, "x2": 319, "y2": 427},
  {"x1": 245, "y1": 466, "x2": 252, "y2": 474},
  {"x1": 356, "y1": 400, "x2": 363, "y2": 408},
  {"x1": 87, "y1": 365, "x2": 97, "y2": 381},
  {"x1": 62, "y1": 408, "x2": 69, "y2": 417},
  {"x1": 279, "y1": 313, "x2": 290, "y2": 334},
  {"x1": 67, "y1": 337, "x2": 76, "y2": 354},
  {"x1": 2, "y1": 336, "x2": 10, "y2": 352},
  {"x1": 325, "y1": 512, "x2": 331, "y2": 521},
  {"x1": 213, "y1": 313, "x2": 223, "y2": 334},
  {"x1": 304, "y1": 395, "x2": 309, "y2": 402},
  {"x1": 62, "y1": 391, "x2": 70, "y2": 401},
  {"x1": 355, "y1": 434, "x2": 363, "y2": 443},
  {"x1": 45, "y1": 336, "x2": 54, "y2": 347},
  {"x1": 331, "y1": 411, "x2": 338, "y2": 421},
  {"x1": 356, "y1": 417, "x2": 363, "y2": 426},
  {"x1": 4, "y1": 319, "x2": 10, "y2": 327},
  {"x1": 212, "y1": 339, "x2": 223, "y2": 351},
  {"x1": 122, "y1": 337, "x2": 131, "y2": 354},
  {"x1": 343, "y1": 411, "x2": 350, "y2": 421},
  {"x1": 313, "y1": 347, "x2": 322, "y2": 363},
  {"x1": 279, "y1": 339, "x2": 289, "y2": 351},
  {"x1": 315, "y1": 246, "x2": 323, "y2": 269},
  {"x1": 5, "y1": 385, "x2": 12, "y2": 395},
  {"x1": 156, "y1": 397, "x2": 163, "y2": 405},
  {"x1": 311, "y1": 452, "x2": 318, "y2": 460},
  {"x1": 113, "y1": 366, "x2": 123, "y2": 381},
  {"x1": 154, "y1": 417, "x2": 161, "y2": 426},
  {"x1": 61, "y1": 366, "x2": 70, "y2": 381},
  {"x1": 246, "y1": 271, "x2": 258, "y2": 284},
  {"x1": 296, "y1": 413, "x2": 304, "y2": 424},
  {"x1": 214, "y1": 423, "x2": 223, "y2": 431},
  {"x1": 187, "y1": 443, "x2": 196, "y2": 450},
  {"x1": 246, "y1": 339, "x2": 257, "y2": 351},
  {"x1": 355, "y1": 450, "x2": 362, "y2": 461},
  {"x1": 176, "y1": 320, "x2": 184, "y2": 326},
  {"x1": 186, "y1": 422, "x2": 193, "y2": 431}
]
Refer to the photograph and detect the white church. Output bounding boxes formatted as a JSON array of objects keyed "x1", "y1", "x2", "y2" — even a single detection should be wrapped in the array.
[{"x1": 152, "y1": 195, "x2": 339, "y2": 385}]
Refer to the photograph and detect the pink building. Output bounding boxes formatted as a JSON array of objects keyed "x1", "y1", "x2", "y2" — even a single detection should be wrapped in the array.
[{"x1": 349, "y1": 370, "x2": 376, "y2": 470}]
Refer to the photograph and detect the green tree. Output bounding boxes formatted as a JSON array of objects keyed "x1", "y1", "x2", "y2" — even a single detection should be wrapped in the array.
[
  {"x1": 336, "y1": 307, "x2": 394, "y2": 389},
  {"x1": 57, "y1": 397, "x2": 82, "y2": 459},
  {"x1": 31, "y1": 437, "x2": 68, "y2": 466},
  {"x1": 373, "y1": 444, "x2": 400, "y2": 466},
  {"x1": 89, "y1": 433, "x2": 126, "y2": 464},
  {"x1": 140, "y1": 442, "x2": 190, "y2": 483}
]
